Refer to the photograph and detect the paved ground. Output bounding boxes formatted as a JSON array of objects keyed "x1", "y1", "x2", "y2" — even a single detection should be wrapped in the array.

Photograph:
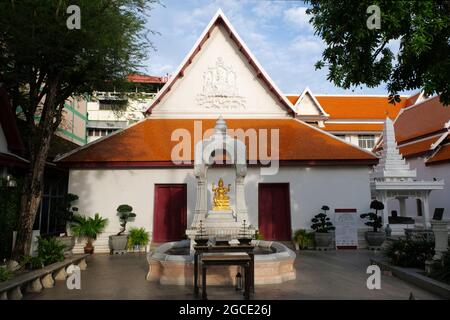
[{"x1": 25, "y1": 250, "x2": 441, "y2": 300}]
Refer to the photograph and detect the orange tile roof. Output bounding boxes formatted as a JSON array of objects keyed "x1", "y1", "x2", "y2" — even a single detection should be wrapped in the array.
[
  {"x1": 405, "y1": 91, "x2": 422, "y2": 108},
  {"x1": 323, "y1": 123, "x2": 384, "y2": 132},
  {"x1": 315, "y1": 96, "x2": 406, "y2": 120},
  {"x1": 127, "y1": 74, "x2": 167, "y2": 84},
  {"x1": 59, "y1": 119, "x2": 377, "y2": 166},
  {"x1": 394, "y1": 96, "x2": 450, "y2": 143},
  {"x1": 398, "y1": 136, "x2": 440, "y2": 158},
  {"x1": 426, "y1": 144, "x2": 450, "y2": 165},
  {"x1": 286, "y1": 95, "x2": 300, "y2": 105}
]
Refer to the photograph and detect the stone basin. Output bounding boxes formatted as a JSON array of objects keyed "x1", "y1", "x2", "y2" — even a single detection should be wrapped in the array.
[{"x1": 146, "y1": 240, "x2": 296, "y2": 286}]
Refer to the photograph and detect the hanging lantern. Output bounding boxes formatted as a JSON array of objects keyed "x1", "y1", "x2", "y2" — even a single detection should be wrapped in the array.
[{"x1": 235, "y1": 271, "x2": 243, "y2": 291}]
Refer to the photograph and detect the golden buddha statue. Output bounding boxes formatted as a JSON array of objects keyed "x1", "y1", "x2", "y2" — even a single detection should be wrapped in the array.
[{"x1": 212, "y1": 178, "x2": 231, "y2": 211}]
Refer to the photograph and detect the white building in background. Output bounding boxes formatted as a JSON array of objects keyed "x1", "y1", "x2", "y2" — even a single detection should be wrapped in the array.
[{"x1": 86, "y1": 74, "x2": 167, "y2": 143}]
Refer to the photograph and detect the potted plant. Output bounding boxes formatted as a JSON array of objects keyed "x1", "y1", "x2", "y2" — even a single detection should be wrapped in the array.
[
  {"x1": 253, "y1": 230, "x2": 263, "y2": 240},
  {"x1": 293, "y1": 229, "x2": 314, "y2": 250},
  {"x1": 360, "y1": 200, "x2": 386, "y2": 247},
  {"x1": 55, "y1": 193, "x2": 79, "y2": 255},
  {"x1": 311, "y1": 205, "x2": 335, "y2": 248},
  {"x1": 109, "y1": 204, "x2": 136, "y2": 254},
  {"x1": 127, "y1": 227, "x2": 150, "y2": 252},
  {"x1": 70, "y1": 213, "x2": 108, "y2": 254}
]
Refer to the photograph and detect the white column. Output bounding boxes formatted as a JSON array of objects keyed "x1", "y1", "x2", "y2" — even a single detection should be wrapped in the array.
[
  {"x1": 380, "y1": 193, "x2": 389, "y2": 227},
  {"x1": 422, "y1": 193, "x2": 431, "y2": 228},
  {"x1": 431, "y1": 220, "x2": 450, "y2": 260},
  {"x1": 192, "y1": 177, "x2": 208, "y2": 227},
  {"x1": 397, "y1": 197, "x2": 407, "y2": 217}
]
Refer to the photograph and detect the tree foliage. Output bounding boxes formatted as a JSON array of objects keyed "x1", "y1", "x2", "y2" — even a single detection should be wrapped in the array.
[
  {"x1": 311, "y1": 205, "x2": 335, "y2": 233},
  {"x1": 116, "y1": 204, "x2": 136, "y2": 235},
  {"x1": 306, "y1": 0, "x2": 450, "y2": 105},
  {"x1": 0, "y1": 0, "x2": 157, "y2": 257},
  {"x1": 360, "y1": 200, "x2": 384, "y2": 232}
]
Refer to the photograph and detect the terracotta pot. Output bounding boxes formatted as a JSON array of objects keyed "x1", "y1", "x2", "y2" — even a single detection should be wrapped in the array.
[{"x1": 84, "y1": 240, "x2": 94, "y2": 254}]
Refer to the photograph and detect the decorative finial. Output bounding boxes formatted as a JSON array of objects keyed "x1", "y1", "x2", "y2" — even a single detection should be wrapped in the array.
[{"x1": 215, "y1": 115, "x2": 227, "y2": 134}]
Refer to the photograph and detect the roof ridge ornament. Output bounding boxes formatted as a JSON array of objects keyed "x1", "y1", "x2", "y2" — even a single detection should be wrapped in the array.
[{"x1": 214, "y1": 115, "x2": 227, "y2": 134}]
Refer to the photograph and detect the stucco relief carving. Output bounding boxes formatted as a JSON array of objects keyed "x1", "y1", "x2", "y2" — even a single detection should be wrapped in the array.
[{"x1": 196, "y1": 57, "x2": 246, "y2": 109}]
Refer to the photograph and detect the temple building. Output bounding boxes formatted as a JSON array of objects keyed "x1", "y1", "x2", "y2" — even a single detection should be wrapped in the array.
[{"x1": 55, "y1": 10, "x2": 449, "y2": 252}]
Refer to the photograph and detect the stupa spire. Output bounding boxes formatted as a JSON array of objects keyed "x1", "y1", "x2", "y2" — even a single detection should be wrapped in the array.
[{"x1": 371, "y1": 117, "x2": 416, "y2": 181}]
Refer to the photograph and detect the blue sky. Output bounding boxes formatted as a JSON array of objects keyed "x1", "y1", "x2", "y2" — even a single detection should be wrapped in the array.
[{"x1": 143, "y1": 0, "x2": 412, "y2": 96}]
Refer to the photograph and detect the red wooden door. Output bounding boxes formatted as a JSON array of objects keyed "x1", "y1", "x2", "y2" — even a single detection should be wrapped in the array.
[
  {"x1": 153, "y1": 184, "x2": 187, "y2": 242},
  {"x1": 258, "y1": 183, "x2": 291, "y2": 240}
]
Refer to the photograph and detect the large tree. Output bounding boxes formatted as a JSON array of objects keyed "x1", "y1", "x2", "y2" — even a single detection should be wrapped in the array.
[
  {"x1": 305, "y1": 0, "x2": 450, "y2": 105},
  {"x1": 0, "y1": 0, "x2": 156, "y2": 258}
]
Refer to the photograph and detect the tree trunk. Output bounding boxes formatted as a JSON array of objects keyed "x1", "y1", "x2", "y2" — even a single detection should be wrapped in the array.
[
  {"x1": 12, "y1": 136, "x2": 52, "y2": 259},
  {"x1": 12, "y1": 79, "x2": 60, "y2": 260}
]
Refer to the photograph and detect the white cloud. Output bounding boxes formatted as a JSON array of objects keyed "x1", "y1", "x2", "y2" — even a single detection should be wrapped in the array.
[
  {"x1": 283, "y1": 7, "x2": 312, "y2": 31},
  {"x1": 251, "y1": 1, "x2": 283, "y2": 19}
]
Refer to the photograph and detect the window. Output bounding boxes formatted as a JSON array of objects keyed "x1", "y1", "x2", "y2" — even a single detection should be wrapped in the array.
[
  {"x1": 87, "y1": 128, "x2": 118, "y2": 138},
  {"x1": 358, "y1": 135, "x2": 375, "y2": 149},
  {"x1": 99, "y1": 101, "x2": 127, "y2": 111},
  {"x1": 335, "y1": 134, "x2": 346, "y2": 140}
]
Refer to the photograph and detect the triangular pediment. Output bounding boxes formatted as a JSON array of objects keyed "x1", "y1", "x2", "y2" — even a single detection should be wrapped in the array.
[
  {"x1": 146, "y1": 10, "x2": 294, "y2": 119},
  {"x1": 294, "y1": 87, "x2": 329, "y2": 118}
]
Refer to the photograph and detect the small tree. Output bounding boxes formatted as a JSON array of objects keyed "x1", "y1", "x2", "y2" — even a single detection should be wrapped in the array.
[
  {"x1": 116, "y1": 204, "x2": 136, "y2": 236},
  {"x1": 0, "y1": 0, "x2": 157, "y2": 259},
  {"x1": 55, "y1": 193, "x2": 79, "y2": 235},
  {"x1": 360, "y1": 200, "x2": 384, "y2": 232},
  {"x1": 311, "y1": 205, "x2": 335, "y2": 233}
]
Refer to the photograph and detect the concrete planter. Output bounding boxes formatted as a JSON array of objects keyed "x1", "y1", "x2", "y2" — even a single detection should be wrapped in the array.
[
  {"x1": 314, "y1": 232, "x2": 332, "y2": 248},
  {"x1": 109, "y1": 235, "x2": 128, "y2": 252},
  {"x1": 56, "y1": 236, "x2": 75, "y2": 255},
  {"x1": 365, "y1": 231, "x2": 386, "y2": 247}
]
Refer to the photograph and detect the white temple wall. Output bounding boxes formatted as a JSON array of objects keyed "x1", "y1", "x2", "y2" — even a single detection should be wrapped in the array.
[{"x1": 68, "y1": 165, "x2": 372, "y2": 252}]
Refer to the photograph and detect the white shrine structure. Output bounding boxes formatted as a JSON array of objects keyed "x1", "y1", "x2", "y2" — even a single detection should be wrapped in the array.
[
  {"x1": 370, "y1": 118, "x2": 445, "y2": 232},
  {"x1": 186, "y1": 116, "x2": 255, "y2": 243}
]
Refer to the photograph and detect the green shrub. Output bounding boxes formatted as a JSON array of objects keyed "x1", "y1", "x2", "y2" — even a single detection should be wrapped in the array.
[
  {"x1": 20, "y1": 255, "x2": 44, "y2": 270},
  {"x1": 0, "y1": 266, "x2": 11, "y2": 282},
  {"x1": 127, "y1": 227, "x2": 149, "y2": 249},
  {"x1": 37, "y1": 236, "x2": 66, "y2": 266},
  {"x1": 429, "y1": 249, "x2": 450, "y2": 284},
  {"x1": 116, "y1": 204, "x2": 136, "y2": 236},
  {"x1": 253, "y1": 230, "x2": 263, "y2": 240},
  {"x1": 54, "y1": 193, "x2": 79, "y2": 235},
  {"x1": 71, "y1": 213, "x2": 108, "y2": 246},
  {"x1": 311, "y1": 205, "x2": 335, "y2": 233},
  {"x1": 383, "y1": 236, "x2": 435, "y2": 268},
  {"x1": 360, "y1": 200, "x2": 384, "y2": 232},
  {"x1": 293, "y1": 229, "x2": 314, "y2": 249}
]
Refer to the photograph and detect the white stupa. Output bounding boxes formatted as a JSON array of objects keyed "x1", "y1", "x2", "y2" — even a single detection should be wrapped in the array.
[{"x1": 370, "y1": 118, "x2": 444, "y2": 228}]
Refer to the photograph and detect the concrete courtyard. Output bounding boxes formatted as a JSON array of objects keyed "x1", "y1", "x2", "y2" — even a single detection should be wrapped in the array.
[{"x1": 25, "y1": 250, "x2": 441, "y2": 300}]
